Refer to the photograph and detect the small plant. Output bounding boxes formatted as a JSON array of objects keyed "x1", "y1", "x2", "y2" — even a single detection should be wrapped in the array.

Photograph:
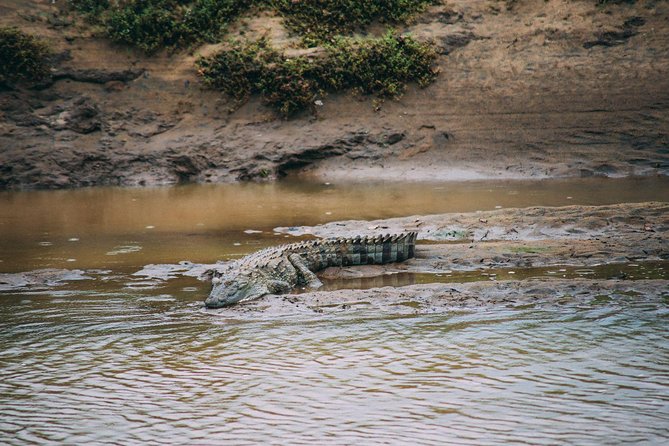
[
  {"x1": 196, "y1": 38, "x2": 282, "y2": 99},
  {"x1": 257, "y1": 56, "x2": 322, "y2": 116},
  {"x1": 322, "y1": 32, "x2": 439, "y2": 97},
  {"x1": 270, "y1": 0, "x2": 439, "y2": 46},
  {"x1": 104, "y1": 0, "x2": 186, "y2": 52},
  {"x1": 0, "y1": 27, "x2": 52, "y2": 84},
  {"x1": 69, "y1": 0, "x2": 257, "y2": 53},
  {"x1": 197, "y1": 32, "x2": 438, "y2": 117},
  {"x1": 69, "y1": 0, "x2": 110, "y2": 15},
  {"x1": 69, "y1": 0, "x2": 437, "y2": 51},
  {"x1": 197, "y1": 38, "x2": 321, "y2": 115}
]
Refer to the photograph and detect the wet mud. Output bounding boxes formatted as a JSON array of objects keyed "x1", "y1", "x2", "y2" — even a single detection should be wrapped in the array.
[{"x1": 215, "y1": 279, "x2": 669, "y2": 318}]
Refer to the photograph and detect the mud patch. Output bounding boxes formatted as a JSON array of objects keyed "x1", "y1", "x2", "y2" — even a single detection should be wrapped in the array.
[
  {"x1": 0, "y1": 269, "x2": 92, "y2": 292},
  {"x1": 208, "y1": 279, "x2": 669, "y2": 318}
]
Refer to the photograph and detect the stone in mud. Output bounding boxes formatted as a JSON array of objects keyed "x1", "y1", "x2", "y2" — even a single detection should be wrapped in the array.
[
  {"x1": 438, "y1": 32, "x2": 478, "y2": 55},
  {"x1": 51, "y1": 68, "x2": 145, "y2": 85},
  {"x1": 48, "y1": 96, "x2": 101, "y2": 134}
]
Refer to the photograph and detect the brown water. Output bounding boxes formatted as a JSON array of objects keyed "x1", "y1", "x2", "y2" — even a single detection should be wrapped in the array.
[
  {"x1": 1, "y1": 176, "x2": 668, "y2": 272},
  {"x1": 1, "y1": 177, "x2": 669, "y2": 445}
]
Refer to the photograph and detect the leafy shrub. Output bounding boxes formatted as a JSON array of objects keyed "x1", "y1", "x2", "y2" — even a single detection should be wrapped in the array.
[
  {"x1": 323, "y1": 32, "x2": 439, "y2": 96},
  {"x1": 196, "y1": 38, "x2": 282, "y2": 99},
  {"x1": 104, "y1": 0, "x2": 186, "y2": 52},
  {"x1": 70, "y1": 0, "x2": 256, "y2": 53},
  {"x1": 270, "y1": 0, "x2": 438, "y2": 45},
  {"x1": 69, "y1": 0, "x2": 437, "y2": 51},
  {"x1": 0, "y1": 27, "x2": 51, "y2": 84},
  {"x1": 257, "y1": 57, "x2": 323, "y2": 116},
  {"x1": 69, "y1": 0, "x2": 110, "y2": 15},
  {"x1": 182, "y1": 0, "x2": 256, "y2": 43},
  {"x1": 197, "y1": 32, "x2": 438, "y2": 117}
]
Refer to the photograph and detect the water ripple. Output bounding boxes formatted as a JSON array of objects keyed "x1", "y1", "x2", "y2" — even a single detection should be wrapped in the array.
[{"x1": 1, "y1": 288, "x2": 668, "y2": 445}]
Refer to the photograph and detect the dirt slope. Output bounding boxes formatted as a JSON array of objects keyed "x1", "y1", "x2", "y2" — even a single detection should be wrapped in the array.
[{"x1": 1, "y1": 0, "x2": 668, "y2": 189}]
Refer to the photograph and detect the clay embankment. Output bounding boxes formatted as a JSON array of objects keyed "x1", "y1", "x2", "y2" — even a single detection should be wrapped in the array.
[{"x1": 1, "y1": 0, "x2": 668, "y2": 188}]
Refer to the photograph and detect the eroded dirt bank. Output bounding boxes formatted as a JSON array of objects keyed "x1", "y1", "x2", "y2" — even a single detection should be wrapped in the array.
[{"x1": 1, "y1": 0, "x2": 669, "y2": 189}]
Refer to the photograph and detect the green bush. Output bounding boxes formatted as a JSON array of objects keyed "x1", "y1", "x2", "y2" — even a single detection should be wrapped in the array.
[
  {"x1": 270, "y1": 0, "x2": 438, "y2": 45},
  {"x1": 104, "y1": 0, "x2": 186, "y2": 52},
  {"x1": 70, "y1": 0, "x2": 256, "y2": 53},
  {"x1": 0, "y1": 27, "x2": 51, "y2": 84},
  {"x1": 69, "y1": 0, "x2": 110, "y2": 15},
  {"x1": 197, "y1": 32, "x2": 438, "y2": 117},
  {"x1": 323, "y1": 32, "x2": 439, "y2": 96},
  {"x1": 183, "y1": 0, "x2": 256, "y2": 43},
  {"x1": 69, "y1": 1, "x2": 437, "y2": 51},
  {"x1": 196, "y1": 38, "x2": 282, "y2": 99},
  {"x1": 258, "y1": 57, "x2": 323, "y2": 116}
]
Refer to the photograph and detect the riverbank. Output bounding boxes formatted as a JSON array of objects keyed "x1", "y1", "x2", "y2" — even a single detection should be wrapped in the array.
[{"x1": 1, "y1": 0, "x2": 668, "y2": 189}]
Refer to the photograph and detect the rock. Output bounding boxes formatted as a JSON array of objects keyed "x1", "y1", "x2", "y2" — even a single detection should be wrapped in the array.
[
  {"x1": 438, "y1": 32, "x2": 477, "y2": 55},
  {"x1": 51, "y1": 68, "x2": 145, "y2": 84},
  {"x1": 48, "y1": 96, "x2": 101, "y2": 134},
  {"x1": 583, "y1": 28, "x2": 637, "y2": 48},
  {"x1": 385, "y1": 132, "x2": 405, "y2": 145},
  {"x1": 583, "y1": 17, "x2": 644, "y2": 49}
]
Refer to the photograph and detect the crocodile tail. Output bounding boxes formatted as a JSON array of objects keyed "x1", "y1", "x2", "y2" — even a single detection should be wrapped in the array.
[
  {"x1": 313, "y1": 232, "x2": 418, "y2": 268},
  {"x1": 357, "y1": 231, "x2": 417, "y2": 265}
]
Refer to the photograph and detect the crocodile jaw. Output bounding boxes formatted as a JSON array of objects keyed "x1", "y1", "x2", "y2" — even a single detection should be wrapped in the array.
[{"x1": 205, "y1": 279, "x2": 269, "y2": 308}]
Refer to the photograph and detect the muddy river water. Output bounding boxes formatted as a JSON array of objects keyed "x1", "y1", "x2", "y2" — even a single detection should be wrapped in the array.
[{"x1": 1, "y1": 177, "x2": 668, "y2": 444}]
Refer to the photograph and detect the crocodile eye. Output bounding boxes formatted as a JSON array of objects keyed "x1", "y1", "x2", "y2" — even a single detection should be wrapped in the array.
[{"x1": 224, "y1": 280, "x2": 233, "y2": 286}]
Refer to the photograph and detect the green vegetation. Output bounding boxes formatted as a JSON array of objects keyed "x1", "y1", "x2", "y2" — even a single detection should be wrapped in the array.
[
  {"x1": 67, "y1": 1, "x2": 441, "y2": 117},
  {"x1": 597, "y1": 0, "x2": 636, "y2": 4},
  {"x1": 0, "y1": 27, "x2": 51, "y2": 85},
  {"x1": 69, "y1": 0, "x2": 110, "y2": 15},
  {"x1": 69, "y1": 0, "x2": 255, "y2": 52},
  {"x1": 270, "y1": 0, "x2": 438, "y2": 46},
  {"x1": 197, "y1": 32, "x2": 438, "y2": 116},
  {"x1": 324, "y1": 33, "x2": 438, "y2": 96},
  {"x1": 69, "y1": 0, "x2": 438, "y2": 51}
]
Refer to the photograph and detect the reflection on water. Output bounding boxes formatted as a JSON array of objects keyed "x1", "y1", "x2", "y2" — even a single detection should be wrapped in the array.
[
  {"x1": 1, "y1": 176, "x2": 668, "y2": 272},
  {"x1": 315, "y1": 261, "x2": 669, "y2": 291},
  {"x1": 1, "y1": 177, "x2": 668, "y2": 444}
]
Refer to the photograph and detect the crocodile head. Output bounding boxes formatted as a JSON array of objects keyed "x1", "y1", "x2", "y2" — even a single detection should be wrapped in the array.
[{"x1": 205, "y1": 272, "x2": 269, "y2": 308}]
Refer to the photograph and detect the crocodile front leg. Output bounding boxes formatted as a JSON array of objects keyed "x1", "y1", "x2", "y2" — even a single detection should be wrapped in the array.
[
  {"x1": 288, "y1": 254, "x2": 323, "y2": 289},
  {"x1": 267, "y1": 279, "x2": 292, "y2": 294}
]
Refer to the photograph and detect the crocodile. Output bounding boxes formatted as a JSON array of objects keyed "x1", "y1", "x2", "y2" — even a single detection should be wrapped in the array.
[{"x1": 205, "y1": 232, "x2": 418, "y2": 308}]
